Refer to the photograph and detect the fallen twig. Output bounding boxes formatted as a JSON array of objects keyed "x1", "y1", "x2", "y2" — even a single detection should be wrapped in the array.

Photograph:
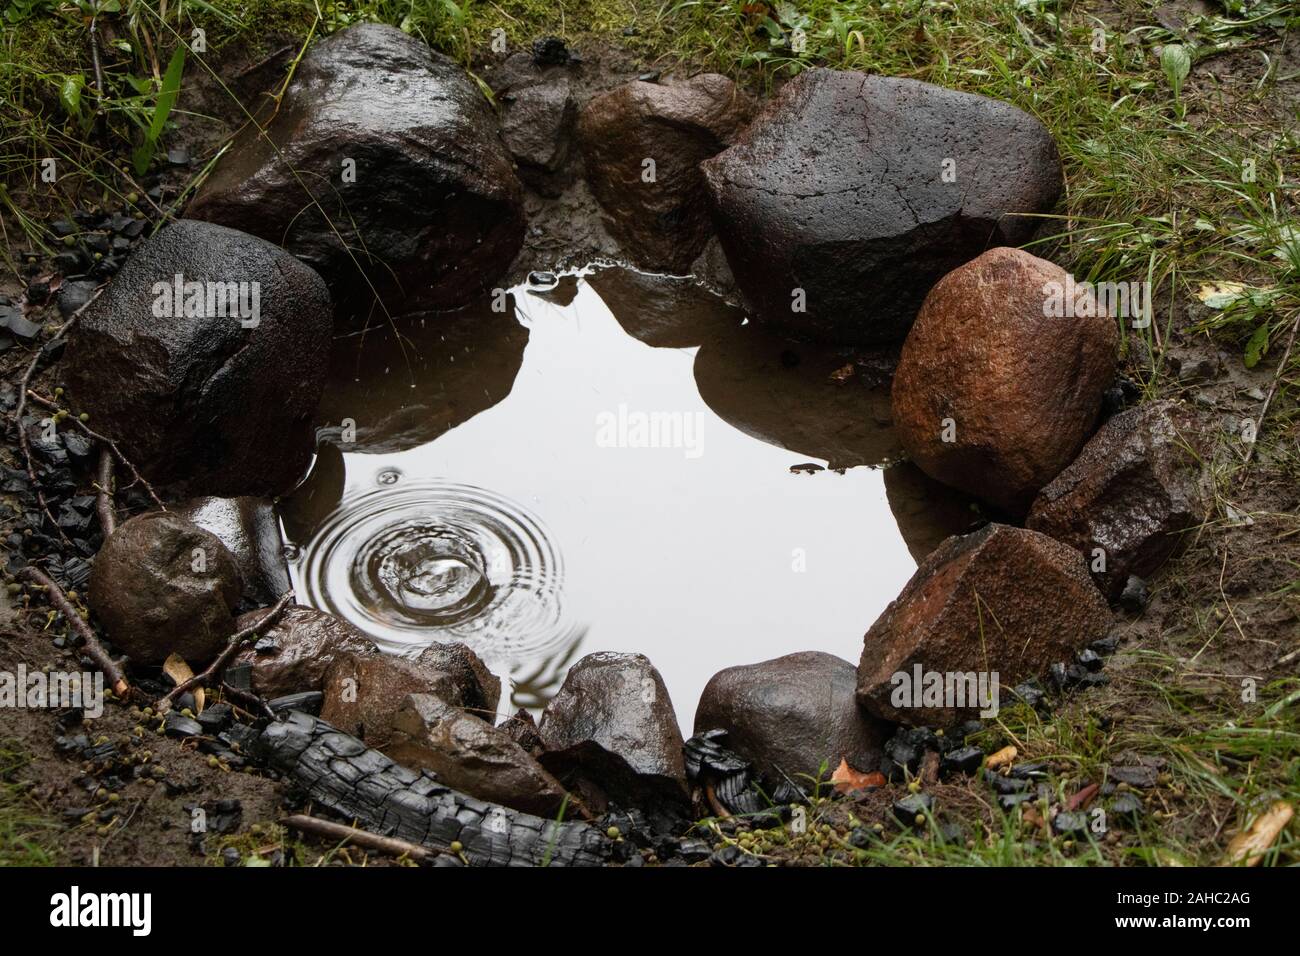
[
  {"x1": 25, "y1": 390, "x2": 165, "y2": 511},
  {"x1": 704, "y1": 782, "x2": 731, "y2": 819},
  {"x1": 18, "y1": 565, "x2": 128, "y2": 697},
  {"x1": 219, "y1": 682, "x2": 277, "y2": 721},
  {"x1": 95, "y1": 447, "x2": 116, "y2": 536},
  {"x1": 156, "y1": 590, "x2": 295, "y2": 713},
  {"x1": 89, "y1": 15, "x2": 105, "y2": 94},
  {"x1": 282, "y1": 814, "x2": 439, "y2": 863}
]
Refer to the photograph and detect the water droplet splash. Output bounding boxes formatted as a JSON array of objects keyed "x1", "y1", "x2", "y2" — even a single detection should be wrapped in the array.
[
  {"x1": 290, "y1": 480, "x2": 579, "y2": 671},
  {"x1": 360, "y1": 524, "x2": 490, "y2": 623}
]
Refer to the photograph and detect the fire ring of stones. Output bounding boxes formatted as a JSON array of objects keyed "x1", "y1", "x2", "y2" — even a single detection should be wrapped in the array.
[{"x1": 22, "y1": 24, "x2": 1213, "y2": 866}]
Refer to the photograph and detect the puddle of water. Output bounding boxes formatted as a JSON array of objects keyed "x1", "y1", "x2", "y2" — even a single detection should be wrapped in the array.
[{"x1": 283, "y1": 267, "x2": 974, "y2": 726}]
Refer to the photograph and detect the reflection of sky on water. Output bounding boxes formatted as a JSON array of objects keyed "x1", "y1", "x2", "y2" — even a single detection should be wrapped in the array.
[{"x1": 287, "y1": 271, "x2": 971, "y2": 727}]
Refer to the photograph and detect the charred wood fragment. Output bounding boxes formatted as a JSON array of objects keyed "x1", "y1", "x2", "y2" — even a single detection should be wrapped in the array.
[{"x1": 254, "y1": 710, "x2": 614, "y2": 867}]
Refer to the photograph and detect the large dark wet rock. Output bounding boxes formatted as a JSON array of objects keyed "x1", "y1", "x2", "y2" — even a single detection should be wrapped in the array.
[
  {"x1": 90, "y1": 512, "x2": 242, "y2": 665},
  {"x1": 312, "y1": 299, "x2": 529, "y2": 455},
  {"x1": 537, "y1": 652, "x2": 688, "y2": 811},
  {"x1": 231, "y1": 605, "x2": 377, "y2": 698},
  {"x1": 387, "y1": 694, "x2": 575, "y2": 817},
  {"x1": 702, "y1": 70, "x2": 1063, "y2": 345},
  {"x1": 319, "y1": 641, "x2": 501, "y2": 748},
  {"x1": 694, "y1": 651, "x2": 891, "y2": 784},
  {"x1": 173, "y1": 496, "x2": 290, "y2": 607},
  {"x1": 188, "y1": 23, "x2": 524, "y2": 316},
  {"x1": 892, "y1": 247, "x2": 1117, "y2": 514},
  {"x1": 857, "y1": 523, "x2": 1112, "y2": 726},
  {"x1": 578, "y1": 75, "x2": 754, "y2": 273},
  {"x1": 62, "y1": 219, "x2": 331, "y2": 497},
  {"x1": 1027, "y1": 401, "x2": 1211, "y2": 599}
]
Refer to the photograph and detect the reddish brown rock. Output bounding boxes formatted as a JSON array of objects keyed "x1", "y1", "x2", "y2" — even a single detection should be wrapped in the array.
[
  {"x1": 694, "y1": 651, "x2": 891, "y2": 785},
  {"x1": 498, "y1": 708, "x2": 545, "y2": 756},
  {"x1": 891, "y1": 247, "x2": 1118, "y2": 514},
  {"x1": 89, "y1": 512, "x2": 242, "y2": 665},
  {"x1": 318, "y1": 641, "x2": 499, "y2": 748},
  {"x1": 1027, "y1": 401, "x2": 1211, "y2": 599},
  {"x1": 231, "y1": 605, "x2": 377, "y2": 698},
  {"x1": 320, "y1": 653, "x2": 471, "y2": 749},
  {"x1": 857, "y1": 523, "x2": 1112, "y2": 726},
  {"x1": 387, "y1": 694, "x2": 575, "y2": 817},
  {"x1": 577, "y1": 75, "x2": 754, "y2": 273}
]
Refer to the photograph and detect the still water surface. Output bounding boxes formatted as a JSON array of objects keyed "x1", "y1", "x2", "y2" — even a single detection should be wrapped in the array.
[{"x1": 283, "y1": 268, "x2": 973, "y2": 726}]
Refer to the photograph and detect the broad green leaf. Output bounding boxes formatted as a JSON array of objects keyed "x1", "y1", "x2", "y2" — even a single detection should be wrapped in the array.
[
  {"x1": 59, "y1": 75, "x2": 85, "y2": 118},
  {"x1": 1161, "y1": 44, "x2": 1192, "y2": 98}
]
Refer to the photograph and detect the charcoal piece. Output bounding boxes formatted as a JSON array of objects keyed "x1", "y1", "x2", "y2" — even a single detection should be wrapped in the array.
[
  {"x1": 940, "y1": 745, "x2": 983, "y2": 776},
  {"x1": 253, "y1": 710, "x2": 612, "y2": 866},
  {"x1": 893, "y1": 792, "x2": 934, "y2": 825}
]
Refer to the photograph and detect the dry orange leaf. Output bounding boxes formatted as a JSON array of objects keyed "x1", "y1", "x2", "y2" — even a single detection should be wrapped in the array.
[
  {"x1": 986, "y1": 745, "x2": 1017, "y2": 770},
  {"x1": 1224, "y1": 801, "x2": 1293, "y2": 867},
  {"x1": 831, "y1": 758, "x2": 886, "y2": 794}
]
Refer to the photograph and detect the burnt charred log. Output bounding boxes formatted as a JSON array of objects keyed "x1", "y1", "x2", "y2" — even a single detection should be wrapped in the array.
[{"x1": 253, "y1": 710, "x2": 613, "y2": 866}]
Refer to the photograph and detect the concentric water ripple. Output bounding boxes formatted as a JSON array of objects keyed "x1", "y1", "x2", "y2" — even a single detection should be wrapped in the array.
[{"x1": 292, "y1": 479, "x2": 580, "y2": 668}]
